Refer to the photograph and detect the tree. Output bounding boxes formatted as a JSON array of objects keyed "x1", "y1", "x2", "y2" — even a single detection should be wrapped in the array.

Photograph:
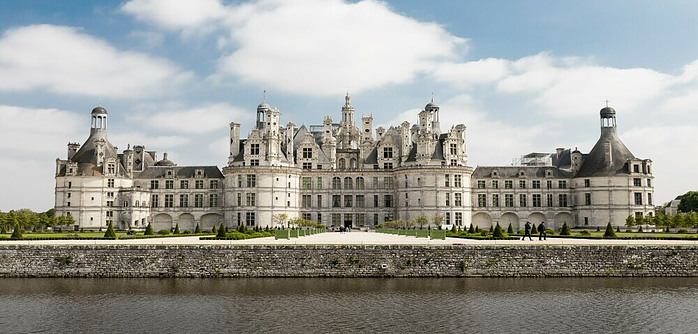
[
  {"x1": 678, "y1": 191, "x2": 698, "y2": 213},
  {"x1": 144, "y1": 223, "x2": 154, "y2": 236},
  {"x1": 468, "y1": 224, "x2": 475, "y2": 234},
  {"x1": 531, "y1": 224, "x2": 538, "y2": 235},
  {"x1": 10, "y1": 222, "x2": 22, "y2": 239},
  {"x1": 103, "y1": 221, "x2": 116, "y2": 239},
  {"x1": 506, "y1": 223, "x2": 514, "y2": 234},
  {"x1": 560, "y1": 221, "x2": 571, "y2": 236},
  {"x1": 625, "y1": 215, "x2": 635, "y2": 230},
  {"x1": 492, "y1": 223, "x2": 506, "y2": 239},
  {"x1": 603, "y1": 222, "x2": 617, "y2": 238},
  {"x1": 635, "y1": 215, "x2": 645, "y2": 228},
  {"x1": 194, "y1": 223, "x2": 202, "y2": 234},
  {"x1": 173, "y1": 223, "x2": 180, "y2": 234},
  {"x1": 217, "y1": 223, "x2": 227, "y2": 238},
  {"x1": 273, "y1": 213, "x2": 289, "y2": 228},
  {"x1": 212, "y1": 225, "x2": 217, "y2": 234},
  {"x1": 415, "y1": 214, "x2": 429, "y2": 229},
  {"x1": 433, "y1": 215, "x2": 444, "y2": 229}
]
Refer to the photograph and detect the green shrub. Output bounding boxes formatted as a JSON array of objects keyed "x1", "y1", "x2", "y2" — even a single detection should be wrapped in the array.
[
  {"x1": 10, "y1": 223, "x2": 22, "y2": 239},
  {"x1": 579, "y1": 230, "x2": 591, "y2": 236},
  {"x1": 603, "y1": 222, "x2": 617, "y2": 238},
  {"x1": 545, "y1": 228, "x2": 555, "y2": 235},
  {"x1": 492, "y1": 223, "x2": 506, "y2": 239},
  {"x1": 0, "y1": 226, "x2": 6, "y2": 234},
  {"x1": 145, "y1": 223, "x2": 154, "y2": 236},
  {"x1": 638, "y1": 226, "x2": 643, "y2": 233},
  {"x1": 616, "y1": 226, "x2": 621, "y2": 233},
  {"x1": 126, "y1": 229, "x2": 137, "y2": 235},
  {"x1": 212, "y1": 225, "x2": 217, "y2": 234},
  {"x1": 596, "y1": 226, "x2": 601, "y2": 232},
  {"x1": 103, "y1": 222, "x2": 117, "y2": 239},
  {"x1": 468, "y1": 225, "x2": 475, "y2": 233},
  {"x1": 183, "y1": 230, "x2": 191, "y2": 234},
  {"x1": 678, "y1": 228, "x2": 688, "y2": 234},
  {"x1": 479, "y1": 229, "x2": 489, "y2": 237},
  {"x1": 173, "y1": 223, "x2": 180, "y2": 234},
  {"x1": 531, "y1": 224, "x2": 538, "y2": 235},
  {"x1": 506, "y1": 223, "x2": 514, "y2": 234},
  {"x1": 560, "y1": 222, "x2": 571, "y2": 236},
  {"x1": 195, "y1": 223, "x2": 202, "y2": 234},
  {"x1": 217, "y1": 223, "x2": 227, "y2": 238},
  {"x1": 157, "y1": 229, "x2": 171, "y2": 235}
]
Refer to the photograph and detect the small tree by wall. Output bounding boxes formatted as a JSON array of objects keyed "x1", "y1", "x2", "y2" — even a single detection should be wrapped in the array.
[
  {"x1": 194, "y1": 223, "x2": 202, "y2": 234},
  {"x1": 468, "y1": 224, "x2": 475, "y2": 234},
  {"x1": 144, "y1": 223, "x2": 154, "y2": 236},
  {"x1": 173, "y1": 223, "x2": 181, "y2": 234},
  {"x1": 507, "y1": 223, "x2": 514, "y2": 234},
  {"x1": 10, "y1": 222, "x2": 22, "y2": 239},
  {"x1": 603, "y1": 222, "x2": 617, "y2": 238},
  {"x1": 217, "y1": 223, "x2": 227, "y2": 238},
  {"x1": 103, "y1": 222, "x2": 116, "y2": 239},
  {"x1": 560, "y1": 222, "x2": 571, "y2": 236},
  {"x1": 492, "y1": 223, "x2": 506, "y2": 239},
  {"x1": 415, "y1": 215, "x2": 429, "y2": 229}
]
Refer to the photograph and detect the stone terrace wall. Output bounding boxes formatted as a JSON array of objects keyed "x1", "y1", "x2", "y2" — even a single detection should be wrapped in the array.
[{"x1": 1, "y1": 245, "x2": 697, "y2": 278}]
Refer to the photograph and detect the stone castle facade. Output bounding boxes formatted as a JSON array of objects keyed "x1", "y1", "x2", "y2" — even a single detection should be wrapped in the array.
[{"x1": 54, "y1": 95, "x2": 654, "y2": 231}]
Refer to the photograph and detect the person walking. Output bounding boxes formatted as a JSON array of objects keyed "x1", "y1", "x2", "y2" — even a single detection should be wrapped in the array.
[
  {"x1": 538, "y1": 222, "x2": 547, "y2": 240},
  {"x1": 522, "y1": 221, "x2": 533, "y2": 241}
]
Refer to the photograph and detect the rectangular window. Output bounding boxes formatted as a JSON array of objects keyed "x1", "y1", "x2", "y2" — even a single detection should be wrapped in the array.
[
  {"x1": 374, "y1": 194, "x2": 379, "y2": 207},
  {"x1": 302, "y1": 195, "x2": 312, "y2": 208},
  {"x1": 332, "y1": 213, "x2": 341, "y2": 226},
  {"x1": 332, "y1": 177, "x2": 341, "y2": 189},
  {"x1": 519, "y1": 194, "x2": 527, "y2": 207},
  {"x1": 445, "y1": 174, "x2": 450, "y2": 187},
  {"x1": 454, "y1": 175, "x2": 462, "y2": 187},
  {"x1": 317, "y1": 177, "x2": 323, "y2": 189},
  {"x1": 450, "y1": 143, "x2": 457, "y2": 155},
  {"x1": 195, "y1": 180, "x2": 204, "y2": 189},
  {"x1": 344, "y1": 195, "x2": 353, "y2": 207},
  {"x1": 558, "y1": 194, "x2": 568, "y2": 207},
  {"x1": 302, "y1": 177, "x2": 312, "y2": 190},
  {"x1": 547, "y1": 194, "x2": 553, "y2": 207},
  {"x1": 383, "y1": 162, "x2": 393, "y2": 169},
  {"x1": 383, "y1": 147, "x2": 393, "y2": 158},
  {"x1": 519, "y1": 180, "x2": 526, "y2": 189},
  {"x1": 302, "y1": 147, "x2": 313, "y2": 159},
  {"x1": 180, "y1": 180, "x2": 189, "y2": 189},
  {"x1": 478, "y1": 194, "x2": 486, "y2": 207},
  {"x1": 633, "y1": 164, "x2": 640, "y2": 173},
  {"x1": 647, "y1": 179, "x2": 652, "y2": 187},
  {"x1": 250, "y1": 159, "x2": 259, "y2": 166},
  {"x1": 505, "y1": 194, "x2": 514, "y2": 207},
  {"x1": 584, "y1": 179, "x2": 590, "y2": 187},
  {"x1": 303, "y1": 162, "x2": 312, "y2": 170},
  {"x1": 445, "y1": 193, "x2": 450, "y2": 206},
  {"x1": 633, "y1": 178, "x2": 641, "y2": 187},
  {"x1": 165, "y1": 180, "x2": 173, "y2": 189},
  {"x1": 455, "y1": 212, "x2": 463, "y2": 226},
  {"x1": 210, "y1": 180, "x2": 219, "y2": 189},
  {"x1": 634, "y1": 192, "x2": 642, "y2": 205},
  {"x1": 302, "y1": 213, "x2": 312, "y2": 221},
  {"x1": 558, "y1": 180, "x2": 567, "y2": 189},
  {"x1": 356, "y1": 195, "x2": 364, "y2": 208},
  {"x1": 505, "y1": 180, "x2": 513, "y2": 189},
  {"x1": 477, "y1": 180, "x2": 486, "y2": 189},
  {"x1": 356, "y1": 177, "x2": 365, "y2": 189},
  {"x1": 648, "y1": 193, "x2": 653, "y2": 205},
  {"x1": 533, "y1": 194, "x2": 541, "y2": 207},
  {"x1": 332, "y1": 195, "x2": 341, "y2": 208},
  {"x1": 532, "y1": 180, "x2": 541, "y2": 189},
  {"x1": 585, "y1": 193, "x2": 591, "y2": 205},
  {"x1": 492, "y1": 194, "x2": 499, "y2": 207},
  {"x1": 317, "y1": 213, "x2": 322, "y2": 223},
  {"x1": 546, "y1": 180, "x2": 552, "y2": 189},
  {"x1": 107, "y1": 179, "x2": 114, "y2": 188},
  {"x1": 384, "y1": 177, "x2": 394, "y2": 189},
  {"x1": 246, "y1": 193, "x2": 256, "y2": 206},
  {"x1": 356, "y1": 214, "x2": 365, "y2": 227},
  {"x1": 246, "y1": 175, "x2": 256, "y2": 187},
  {"x1": 151, "y1": 195, "x2": 159, "y2": 207},
  {"x1": 209, "y1": 194, "x2": 218, "y2": 207},
  {"x1": 179, "y1": 194, "x2": 188, "y2": 207},
  {"x1": 454, "y1": 193, "x2": 462, "y2": 206},
  {"x1": 385, "y1": 195, "x2": 393, "y2": 208},
  {"x1": 237, "y1": 175, "x2": 242, "y2": 187},
  {"x1": 195, "y1": 194, "x2": 204, "y2": 208},
  {"x1": 445, "y1": 212, "x2": 451, "y2": 224},
  {"x1": 492, "y1": 180, "x2": 499, "y2": 189},
  {"x1": 246, "y1": 212, "x2": 256, "y2": 226},
  {"x1": 237, "y1": 193, "x2": 242, "y2": 206},
  {"x1": 250, "y1": 143, "x2": 260, "y2": 155},
  {"x1": 317, "y1": 195, "x2": 322, "y2": 208},
  {"x1": 164, "y1": 194, "x2": 173, "y2": 208}
]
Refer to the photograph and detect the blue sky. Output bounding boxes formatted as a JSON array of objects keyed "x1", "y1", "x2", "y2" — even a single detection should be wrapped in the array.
[{"x1": 1, "y1": 0, "x2": 697, "y2": 211}]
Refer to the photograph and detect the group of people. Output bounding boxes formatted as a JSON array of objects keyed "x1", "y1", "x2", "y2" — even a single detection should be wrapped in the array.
[{"x1": 522, "y1": 221, "x2": 547, "y2": 241}]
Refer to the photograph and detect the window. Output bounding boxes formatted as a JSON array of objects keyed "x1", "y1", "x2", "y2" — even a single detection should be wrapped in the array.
[
  {"x1": 532, "y1": 180, "x2": 541, "y2": 189},
  {"x1": 246, "y1": 212, "x2": 256, "y2": 226},
  {"x1": 165, "y1": 180, "x2": 174, "y2": 189},
  {"x1": 344, "y1": 195, "x2": 353, "y2": 207},
  {"x1": 151, "y1": 195, "x2": 159, "y2": 207},
  {"x1": 384, "y1": 177, "x2": 394, "y2": 189},
  {"x1": 302, "y1": 177, "x2": 312, "y2": 190},
  {"x1": 445, "y1": 193, "x2": 450, "y2": 206},
  {"x1": 332, "y1": 177, "x2": 341, "y2": 189},
  {"x1": 374, "y1": 195, "x2": 379, "y2": 207},
  {"x1": 519, "y1": 194, "x2": 527, "y2": 207},
  {"x1": 246, "y1": 175, "x2": 256, "y2": 187},
  {"x1": 195, "y1": 194, "x2": 204, "y2": 208},
  {"x1": 384, "y1": 162, "x2": 393, "y2": 169},
  {"x1": 477, "y1": 180, "x2": 486, "y2": 189},
  {"x1": 647, "y1": 179, "x2": 652, "y2": 187},
  {"x1": 505, "y1": 194, "x2": 514, "y2": 207},
  {"x1": 648, "y1": 193, "x2": 653, "y2": 205},
  {"x1": 107, "y1": 179, "x2": 114, "y2": 188},
  {"x1": 633, "y1": 164, "x2": 640, "y2": 173},
  {"x1": 356, "y1": 195, "x2": 364, "y2": 208},
  {"x1": 209, "y1": 194, "x2": 218, "y2": 207},
  {"x1": 585, "y1": 193, "x2": 591, "y2": 205},
  {"x1": 633, "y1": 178, "x2": 641, "y2": 187},
  {"x1": 383, "y1": 147, "x2": 393, "y2": 158},
  {"x1": 237, "y1": 193, "x2": 241, "y2": 206},
  {"x1": 492, "y1": 194, "x2": 499, "y2": 207},
  {"x1": 505, "y1": 180, "x2": 513, "y2": 189},
  {"x1": 478, "y1": 194, "x2": 486, "y2": 207},
  {"x1": 546, "y1": 180, "x2": 552, "y2": 189},
  {"x1": 179, "y1": 194, "x2": 188, "y2": 207},
  {"x1": 250, "y1": 143, "x2": 260, "y2": 155},
  {"x1": 332, "y1": 195, "x2": 341, "y2": 208},
  {"x1": 210, "y1": 180, "x2": 219, "y2": 189},
  {"x1": 584, "y1": 179, "x2": 590, "y2": 187},
  {"x1": 445, "y1": 212, "x2": 451, "y2": 224},
  {"x1": 634, "y1": 192, "x2": 642, "y2": 205},
  {"x1": 333, "y1": 213, "x2": 341, "y2": 226},
  {"x1": 237, "y1": 175, "x2": 243, "y2": 187},
  {"x1": 385, "y1": 195, "x2": 393, "y2": 207},
  {"x1": 302, "y1": 147, "x2": 313, "y2": 159},
  {"x1": 180, "y1": 180, "x2": 189, "y2": 189},
  {"x1": 558, "y1": 194, "x2": 568, "y2": 207},
  {"x1": 356, "y1": 177, "x2": 365, "y2": 189},
  {"x1": 547, "y1": 194, "x2": 553, "y2": 207},
  {"x1": 533, "y1": 194, "x2": 541, "y2": 207},
  {"x1": 302, "y1": 213, "x2": 312, "y2": 221},
  {"x1": 302, "y1": 162, "x2": 312, "y2": 170},
  {"x1": 195, "y1": 180, "x2": 204, "y2": 189},
  {"x1": 519, "y1": 180, "x2": 526, "y2": 189},
  {"x1": 445, "y1": 174, "x2": 450, "y2": 187},
  {"x1": 558, "y1": 180, "x2": 567, "y2": 189},
  {"x1": 302, "y1": 195, "x2": 312, "y2": 208},
  {"x1": 317, "y1": 177, "x2": 323, "y2": 189},
  {"x1": 454, "y1": 193, "x2": 462, "y2": 206},
  {"x1": 317, "y1": 213, "x2": 322, "y2": 223},
  {"x1": 250, "y1": 159, "x2": 259, "y2": 166},
  {"x1": 317, "y1": 195, "x2": 322, "y2": 208},
  {"x1": 107, "y1": 200, "x2": 113, "y2": 207},
  {"x1": 164, "y1": 194, "x2": 173, "y2": 208},
  {"x1": 246, "y1": 193, "x2": 256, "y2": 206},
  {"x1": 454, "y1": 175, "x2": 462, "y2": 187},
  {"x1": 450, "y1": 143, "x2": 457, "y2": 155},
  {"x1": 356, "y1": 214, "x2": 365, "y2": 227},
  {"x1": 107, "y1": 163, "x2": 115, "y2": 174},
  {"x1": 492, "y1": 180, "x2": 499, "y2": 189},
  {"x1": 455, "y1": 212, "x2": 463, "y2": 226},
  {"x1": 344, "y1": 177, "x2": 353, "y2": 190}
]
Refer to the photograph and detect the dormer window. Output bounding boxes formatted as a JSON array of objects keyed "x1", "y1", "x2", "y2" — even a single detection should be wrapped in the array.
[
  {"x1": 195, "y1": 169, "x2": 204, "y2": 178},
  {"x1": 166, "y1": 169, "x2": 173, "y2": 178}
]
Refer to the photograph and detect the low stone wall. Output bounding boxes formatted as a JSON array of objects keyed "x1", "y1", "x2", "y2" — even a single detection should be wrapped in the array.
[{"x1": 0, "y1": 245, "x2": 697, "y2": 278}]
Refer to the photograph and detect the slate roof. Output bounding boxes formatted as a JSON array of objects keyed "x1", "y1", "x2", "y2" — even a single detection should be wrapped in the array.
[
  {"x1": 472, "y1": 166, "x2": 573, "y2": 179},
  {"x1": 575, "y1": 128, "x2": 635, "y2": 177},
  {"x1": 135, "y1": 166, "x2": 224, "y2": 179}
]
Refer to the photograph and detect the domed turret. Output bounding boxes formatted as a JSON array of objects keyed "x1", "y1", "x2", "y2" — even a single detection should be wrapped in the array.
[
  {"x1": 600, "y1": 106, "x2": 616, "y2": 118},
  {"x1": 155, "y1": 152, "x2": 175, "y2": 166},
  {"x1": 91, "y1": 106, "x2": 108, "y2": 115}
]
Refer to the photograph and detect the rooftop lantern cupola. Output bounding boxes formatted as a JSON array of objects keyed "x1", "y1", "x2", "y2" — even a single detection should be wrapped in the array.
[
  {"x1": 90, "y1": 106, "x2": 108, "y2": 136},
  {"x1": 600, "y1": 103, "x2": 617, "y2": 132}
]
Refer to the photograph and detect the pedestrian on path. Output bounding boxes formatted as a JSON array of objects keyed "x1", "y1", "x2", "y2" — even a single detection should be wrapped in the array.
[
  {"x1": 522, "y1": 221, "x2": 533, "y2": 241},
  {"x1": 538, "y1": 222, "x2": 547, "y2": 240}
]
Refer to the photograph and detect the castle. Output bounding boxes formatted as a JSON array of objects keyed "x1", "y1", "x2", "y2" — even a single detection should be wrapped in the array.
[{"x1": 54, "y1": 95, "x2": 655, "y2": 231}]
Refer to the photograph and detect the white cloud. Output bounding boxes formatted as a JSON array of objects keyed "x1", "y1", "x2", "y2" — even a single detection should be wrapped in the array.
[
  {"x1": 0, "y1": 24, "x2": 192, "y2": 98},
  {"x1": 0, "y1": 158, "x2": 54, "y2": 212},
  {"x1": 0, "y1": 105, "x2": 83, "y2": 156},
  {"x1": 122, "y1": 0, "x2": 229, "y2": 33},
  {"x1": 126, "y1": 102, "x2": 251, "y2": 134}
]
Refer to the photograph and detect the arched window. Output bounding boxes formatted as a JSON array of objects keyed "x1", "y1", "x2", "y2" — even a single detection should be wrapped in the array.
[
  {"x1": 332, "y1": 177, "x2": 341, "y2": 189},
  {"x1": 349, "y1": 158, "x2": 357, "y2": 169},
  {"x1": 338, "y1": 158, "x2": 346, "y2": 169},
  {"x1": 344, "y1": 177, "x2": 353, "y2": 190}
]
